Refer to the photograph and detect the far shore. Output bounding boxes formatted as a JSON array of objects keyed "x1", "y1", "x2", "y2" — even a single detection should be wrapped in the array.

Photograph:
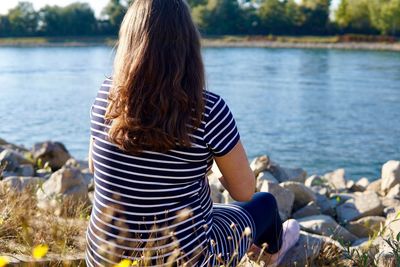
[{"x1": 0, "y1": 36, "x2": 400, "y2": 52}]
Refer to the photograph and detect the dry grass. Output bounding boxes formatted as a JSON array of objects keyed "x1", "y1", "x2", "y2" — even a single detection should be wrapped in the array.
[{"x1": 0, "y1": 185, "x2": 89, "y2": 258}]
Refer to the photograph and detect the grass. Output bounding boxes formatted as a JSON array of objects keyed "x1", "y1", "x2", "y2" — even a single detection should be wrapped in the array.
[
  {"x1": 0, "y1": 35, "x2": 399, "y2": 49},
  {"x1": 0, "y1": 184, "x2": 399, "y2": 266}
]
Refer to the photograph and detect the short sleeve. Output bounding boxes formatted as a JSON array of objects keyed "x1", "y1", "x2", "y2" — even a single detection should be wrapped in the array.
[{"x1": 204, "y1": 95, "x2": 240, "y2": 157}]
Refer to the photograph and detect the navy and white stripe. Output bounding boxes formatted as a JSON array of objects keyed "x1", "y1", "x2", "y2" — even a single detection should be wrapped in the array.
[{"x1": 85, "y1": 79, "x2": 256, "y2": 267}]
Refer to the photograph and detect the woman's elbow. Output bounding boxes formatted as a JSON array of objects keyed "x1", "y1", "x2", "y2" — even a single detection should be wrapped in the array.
[{"x1": 231, "y1": 179, "x2": 255, "y2": 202}]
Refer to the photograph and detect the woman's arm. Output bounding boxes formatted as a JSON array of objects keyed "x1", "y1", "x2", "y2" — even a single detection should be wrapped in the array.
[
  {"x1": 88, "y1": 137, "x2": 94, "y2": 174},
  {"x1": 214, "y1": 140, "x2": 255, "y2": 202}
]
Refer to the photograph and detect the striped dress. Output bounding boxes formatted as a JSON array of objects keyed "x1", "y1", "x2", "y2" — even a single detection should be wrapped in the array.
[{"x1": 85, "y1": 79, "x2": 256, "y2": 267}]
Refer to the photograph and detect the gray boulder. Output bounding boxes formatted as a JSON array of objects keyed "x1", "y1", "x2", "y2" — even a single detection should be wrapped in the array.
[
  {"x1": 336, "y1": 191, "x2": 383, "y2": 223},
  {"x1": 277, "y1": 231, "x2": 324, "y2": 267},
  {"x1": 366, "y1": 179, "x2": 383, "y2": 195},
  {"x1": 345, "y1": 216, "x2": 386, "y2": 238},
  {"x1": 0, "y1": 176, "x2": 46, "y2": 192},
  {"x1": 297, "y1": 214, "x2": 358, "y2": 243},
  {"x1": 280, "y1": 181, "x2": 317, "y2": 211},
  {"x1": 305, "y1": 175, "x2": 324, "y2": 187},
  {"x1": 386, "y1": 184, "x2": 400, "y2": 199},
  {"x1": 32, "y1": 141, "x2": 71, "y2": 170},
  {"x1": 324, "y1": 168, "x2": 347, "y2": 191},
  {"x1": 36, "y1": 166, "x2": 88, "y2": 216},
  {"x1": 292, "y1": 201, "x2": 321, "y2": 219},
  {"x1": 353, "y1": 177, "x2": 370, "y2": 192},
  {"x1": 259, "y1": 180, "x2": 294, "y2": 221},
  {"x1": 315, "y1": 193, "x2": 335, "y2": 216},
  {"x1": 268, "y1": 163, "x2": 307, "y2": 183},
  {"x1": 0, "y1": 149, "x2": 32, "y2": 172},
  {"x1": 381, "y1": 160, "x2": 400, "y2": 194},
  {"x1": 250, "y1": 155, "x2": 270, "y2": 178},
  {"x1": 16, "y1": 164, "x2": 35, "y2": 177}
]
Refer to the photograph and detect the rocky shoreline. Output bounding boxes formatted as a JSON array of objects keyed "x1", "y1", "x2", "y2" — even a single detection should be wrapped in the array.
[{"x1": 0, "y1": 137, "x2": 399, "y2": 266}]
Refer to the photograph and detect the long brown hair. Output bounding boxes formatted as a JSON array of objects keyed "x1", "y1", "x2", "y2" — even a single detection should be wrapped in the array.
[{"x1": 105, "y1": 0, "x2": 205, "y2": 154}]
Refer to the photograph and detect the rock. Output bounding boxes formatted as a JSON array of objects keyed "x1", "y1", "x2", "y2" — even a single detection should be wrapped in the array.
[
  {"x1": 350, "y1": 238, "x2": 379, "y2": 259},
  {"x1": 315, "y1": 193, "x2": 335, "y2": 216},
  {"x1": 16, "y1": 164, "x2": 35, "y2": 177},
  {"x1": 64, "y1": 158, "x2": 89, "y2": 170},
  {"x1": 346, "y1": 180, "x2": 355, "y2": 190},
  {"x1": 32, "y1": 141, "x2": 71, "y2": 170},
  {"x1": 0, "y1": 176, "x2": 46, "y2": 192},
  {"x1": 323, "y1": 168, "x2": 347, "y2": 191},
  {"x1": 210, "y1": 183, "x2": 223, "y2": 203},
  {"x1": 297, "y1": 215, "x2": 357, "y2": 243},
  {"x1": 376, "y1": 237, "x2": 398, "y2": 267},
  {"x1": 207, "y1": 162, "x2": 225, "y2": 192},
  {"x1": 222, "y1": 190, "x2": 234, "y2": 204},
  {"x1": 366, "y1": 179, "x2": 383, "y2": 195},
  {"x1": 292, "y1": 201, "x2": 321, "y2": 219},
  {"x1": 336, "y1": 191, "x2": 383, "y2": 223},
  {"x1": 381, "y1": 198, "x2": 400, "y2": 216},
  {"x1": 383, "y1": 209, "x2": 400, "y2": 239},
  {"x1": 250, "y1": 155, "x2": 270, "y2": 177},
  {"x1": 305, "y1": 175, "x2": 324, "y2": 187},
  {"x1": 386, "y1": 184, "x2": 400, "y2": 199},
  {"x1": 36, "y1": 168, "x2": 52, "y2": 179},
  {"x1": 329, "y1": 193, "x2": 355, "y2": 207},
  {"x1": 268, "y1": 164, "x2": 307, "y2": 183},
  {"x1": 0, "y1": 149, "x2": 32, "y2": 172},
  {"x1": 354, "y1": 177, "x2": 370, "y2": 192},
  {"x1": 259, "y1": 180, "x2": 294, "y2": 221},
  {"x1": 36, "y1": 166, "x2": 88, "y2": 216},
  {"x1": 345, "y1": 216, "x2": 386, "y2": 238},
  {"x1": 310, "y1": 185, "x2": 330, "y2": 196},
  {"x1": 381, "y1": 160, "x2": 400, "y2": 193},
  {"x1": 277, "y1": 231, "x2": 323, "y2": 267},
  {"x1": 256, "y1": 172, "x2": 279, "y2": 191},
  {"x1": 280, "y1": 181, "x2": 317, "y2": 211}
]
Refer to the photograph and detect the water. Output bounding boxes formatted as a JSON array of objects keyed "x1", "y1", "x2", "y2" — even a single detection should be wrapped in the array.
[{"x1": 0, "y1": 46, "x2": 399, "y2": 180}]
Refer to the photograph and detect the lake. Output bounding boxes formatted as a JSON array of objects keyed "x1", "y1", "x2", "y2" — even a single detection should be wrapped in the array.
[{"x1": 0, "y1": 46, "x2": 399, "y2": 180}]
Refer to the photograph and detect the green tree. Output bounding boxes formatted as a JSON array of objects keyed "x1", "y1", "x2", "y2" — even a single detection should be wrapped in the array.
[
  {"x1": 7, "y1": 2, "x2": 38, "y2": 36},
  {"x1": 369, "y1": 0, "x2": 400, "y2": 35},
  {"x1": 0, "y1": 16, "x2": 11, "y2": 37},
  {"x1": 335, "y1": 0, "x2": 375, "y2": 34},
  {"x1": 63, "y1": 3, "x2": 97, "y2": 35},
  {"x1": 192, "y1": 0, "x2": 246, "y2": 35},
  {"x1": 258, "y1": 0, "x2": 290, "y2": 34},
  {"x1": 299, "y1": 0, "x2": 331, "y2": 35},
  {"x1": 39, "y1": 5, "x2": 64, "y2": 36},
  {"x1": 187, "y1": 0, "x2": 208, "y2": 7},
  {"x1": 101, "y1": 0, "x2": 127, "y2": 34}
]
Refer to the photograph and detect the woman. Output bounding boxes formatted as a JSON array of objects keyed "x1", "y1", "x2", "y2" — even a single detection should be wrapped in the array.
[{"x1": 85, "y1": 0, "x2": 300, "y2": 266}]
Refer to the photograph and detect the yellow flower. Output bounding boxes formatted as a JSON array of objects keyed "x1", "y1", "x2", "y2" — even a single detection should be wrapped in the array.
[
  {"x1": 132, "y1": 260, "x2": 139, "y2": 266},
  {"x1": 114, "y1": 259, "x2": 132, "y2": 267},
  {"x1": 0, "y1": 256, "x2": 9, "y2": 267},
  {"x1": 32, "y1": 244, "x2": 49, "y2": 260}
]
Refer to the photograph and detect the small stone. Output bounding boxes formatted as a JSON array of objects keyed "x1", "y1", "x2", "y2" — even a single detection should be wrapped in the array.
[
  {"x1": 297, "y1": 214, "x2": 357, "y2": 243},
  {"x1": 268, "y1": 162, "x2": 307, "y2": 183},
  {"x1": 277, "y1": 231, "x2": 323, "y2": 267},
  {"x1": 336, "y1": 191, "x2": 383, "y2": 223},
  {"x1": 17, "y1": 164, "x2": 35, "y2": 177},
  {"x1": 292, "y1": 201, "x2": 321, "y2": 219},
  {"x1": 366, "y1": 179, "x2": 382, "y2": 194},
  {"x1": 345, "y1": 216, "x2": 386, "y2": 238},
  {"x1": 310, "y1": 185, "x2": 330, "y2": 196},
  {"x1": 381, "y1": 160, "x2": 400, "y2": 193},
  {"x1": 250, "y1": 155, "x2": 270, "y2": 177},
  {"x1": 36, "y1": 166, "x2": 89, "y2": 216},
  {"x1": 354, "y1": 177, "x2": 370, "y2": 192},
  {"x1": 305, "y1": 175, "x2": 324, "y2": 187},
  {"x1": 323, "y1": 168, "x2": 347, "y2": 191},
  {"x1": 386, "y1": 184, "x2": 400, "y2": 199},
  {"x1": 0, "y1": 149, "x2": 32, "y2": 172},
  {"x1": 315, "y1": 193, "x2": 335, "y2": 216},
  {"x1": 280, "y1": 181, "x2": 317, "y2": 211},
  {"x1": 0, "y1": 176, "x2": 46, "y2": 192},
  {"x1": 259, "y1": 180, "x2": 294, "y2": 221},
  {"x1": 32, "y1": 141, "x2": 71, "y2": 170}
]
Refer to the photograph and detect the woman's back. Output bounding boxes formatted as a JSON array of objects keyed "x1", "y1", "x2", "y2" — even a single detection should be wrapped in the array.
[{"x1": 86, "y1": 79, "x2": 254, "y2": 266}]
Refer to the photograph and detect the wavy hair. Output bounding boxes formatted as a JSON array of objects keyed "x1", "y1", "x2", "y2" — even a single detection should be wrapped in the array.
[{"x1": 105, "y1": 0, "x2": 205, "y2": 154}]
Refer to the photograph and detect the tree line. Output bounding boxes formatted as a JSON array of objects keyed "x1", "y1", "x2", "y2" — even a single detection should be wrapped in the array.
[{"x1": 0, "y1": 0, "x2": 399, "y2": 38}]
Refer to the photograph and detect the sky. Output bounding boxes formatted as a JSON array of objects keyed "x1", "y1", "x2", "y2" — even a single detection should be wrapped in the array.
[{"x1": 0, "y1": 0, "x2": 341, "y2": 18}]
